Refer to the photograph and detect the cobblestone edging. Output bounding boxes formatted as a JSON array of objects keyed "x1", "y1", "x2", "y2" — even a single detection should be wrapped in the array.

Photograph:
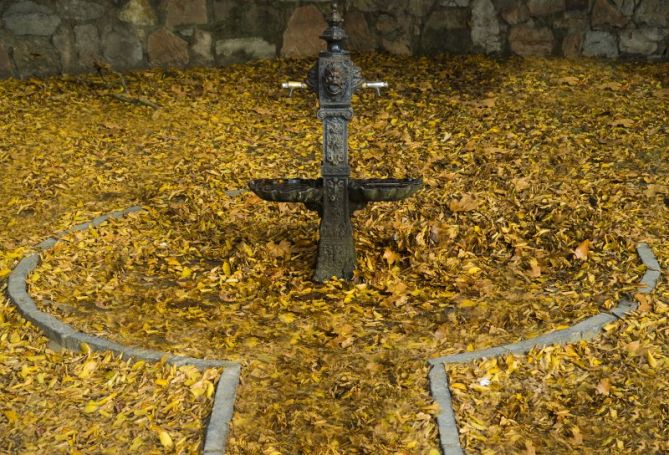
[
  {"x1": 428, "y1": 243, "x2": 662, "y2": 455},
  {"x1": 6, "y1": 207, "x2": 241, "y2": 455}
]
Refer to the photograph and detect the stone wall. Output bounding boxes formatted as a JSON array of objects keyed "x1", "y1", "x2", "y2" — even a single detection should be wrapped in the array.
[{"x1": 0, "y1": 0, "x2": 667, "y2": 78}]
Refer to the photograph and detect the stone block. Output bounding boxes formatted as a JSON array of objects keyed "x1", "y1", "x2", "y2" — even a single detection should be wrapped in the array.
[
  {"x1": 421, "y1": 8, "x2": 472, "y2": 54},
  {"x1": 509, "y1": 24, "x2": 554, "y2": 56},
  {"x1": 26, "y1": 311, "x2": 77, "y2": 346},
  {"x1": 191, "y1": 29, "x2": 213, "y2": 63},
  {"x1": 613, "y1": 0, "x2": 636, "y2": 16},
  {"x1": 637, "y1": 243, "x2": 661, "y2": 271},
  {"x1": 620, "y1": 28, "x2": 663, "y2": 55},
  {"x1": 202, "y1": 364, "x2": 242, "y2": 454},
  {"x1": 56, "y1": 0, "x2": 106, "y2": 21},
  {"x1": 409, "y1": 0, "x2": 436, "y2": 17},
  {"x1": 344, "y1": 10, "x2": 377, "y2": 52},
  {"x1": 639, "y1": 269, "x2": 662, "y2": 293},
  {"x1": 213, "y1": 1, "x2": 288, "y2": 47},
  {"x1": 148, "y1": 28, "x2": 189, "y2": 67},
  {"x1": 382, "y1": 34, "x2": 412, "y2": 55},
  {"x1": 425, "y1": 27, "x2": 472, "y2": 55},
  {"x1": 440, "y1": 0, "x2": 470, "y2": 6},
  {"x1": 0, "y1": 43, "x2": 11, "y2": 77},
  {"x1": 281, "y1": 5, "x2": 327, "y2": 58},
  {"x1": 74, "y1": 24, "x2": 100, "y2": 68},
  {"x1": 554, "y1": 10, "x2": 588, "y2": 30},
  {"x1": 3, "y1": 1, "x2": 61, "y2": 36},
  {"x1": 352, "y1": 0, "x2": 388, "y2": 12},
  {"x1": 216, "y1": 37, "x2": 275, "y2": 64},
  {"x1": 427, "y1": 7, "x2": 470, "y2": 30},
  {"x1": 610, "y1": 299, "x2": 637, "y2": 318},
  {"x1": 634, "y1": 0, "x2": 669, "y2": 27},
  {"x1": 10, "y1": 36, "x2": 61, "y2": 76},
  {"x1": 562, "y1": 31, "x2": 583, "y2": 57},
  {"x1": 472, "y1": 0, "x2": 501, "y2": 53},
  {"x1": 592, "y1": 0, "x2": 628, "y2": 29},
  {"x1": 102, "y1": 27, "x2": 143, "y2": 69},
  {"x1": 565, "y1": 0, "x2": 588, "y2": 10},
  {"x1": 213, "y1": 0, "x2": 235, "y2": 21},
  {"x1": 583, "y1": 30, "x2": 619, "y2": 58},
  {"x1": 571, "y1": 313, "x2": 617, "y2": 340},
  {"x1": 376, "y1": 13, "x2": 399, "y2": 35},
  {"x1": 528, "y1": 0, "x2": 566, "y2": 17},
  {"x1": 501, "y1": 3, "x2": 529, "y2": 25},
  {"x1": 165, "y1": 0, "x2": 208, "y2": 27},
  {"x1": 119, "y1": 0, "x2": 157, "y2": 26},
  {"x1": 36, "y1": 237, "x2": 58, "y2": 250},
  {"x1": 52, "y1": 25, "x2": 76, "y2": 72}
]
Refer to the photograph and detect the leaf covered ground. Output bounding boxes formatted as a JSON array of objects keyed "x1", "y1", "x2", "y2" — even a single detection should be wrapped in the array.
[
  {"x1": 447, "y1": 243, "x2": 669, "y2": 454},
  {"x1": 0, "y1": 54, "x2": 668, "y2": 453},
  {"x1": 0, "y1": 295, "x2": 219, "y2": 454}
]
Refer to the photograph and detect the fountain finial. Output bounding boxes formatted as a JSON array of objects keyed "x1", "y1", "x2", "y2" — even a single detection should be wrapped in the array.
[
  {"x1": 321, "y1": 0, "x2": 347, "y2": 52},
  {"x1": 330, "y1": 1, "x2": 343, "y2": 24}
]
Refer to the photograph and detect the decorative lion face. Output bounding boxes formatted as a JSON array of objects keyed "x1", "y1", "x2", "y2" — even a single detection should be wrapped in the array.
[{"x1": 323, "y1": 63, "x2": 346, "y2": 98}]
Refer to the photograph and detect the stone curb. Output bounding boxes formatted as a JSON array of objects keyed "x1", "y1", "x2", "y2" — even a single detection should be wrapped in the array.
[
  {"x1": 5, "y1": 207, "x2": 241, "y2": 455},
  {"x1": 204, "y1": 364, "x2": 241, "y2": 455},
  {"x1": 429, "y1": 365, "x2": 464, "y2": 455},
  {"x1": 428, "y1": 243, "x2": 661, "y2": 455}
]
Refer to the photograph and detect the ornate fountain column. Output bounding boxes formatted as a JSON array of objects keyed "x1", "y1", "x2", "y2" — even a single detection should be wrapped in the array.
[
  {"x1": 248, "y1": 1, "x2": 422, "y2": 283},
  {"x1": 312, "y1": 7, "x2": 360, "y2": 281}
]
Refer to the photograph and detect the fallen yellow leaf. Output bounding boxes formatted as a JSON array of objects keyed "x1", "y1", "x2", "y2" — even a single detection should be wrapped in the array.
[{"x1": 159, "y1": 430, "x2": 174, "y2": 449}]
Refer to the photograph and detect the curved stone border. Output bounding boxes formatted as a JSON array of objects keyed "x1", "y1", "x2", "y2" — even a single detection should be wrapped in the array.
[
  {"x1": 428, "y1": 243, "x2": 661, "y2": 455},
  {"x1": 8, "y1": 206, "x2": 661, "y2": 454},
  {"x1": 5, "y1": 207, "x2": 241, "y2": 455}
]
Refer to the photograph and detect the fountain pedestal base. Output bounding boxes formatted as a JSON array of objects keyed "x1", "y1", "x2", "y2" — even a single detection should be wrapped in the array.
[{"x1": 249, "y1": 177, "x2": 422, "y2": 281}]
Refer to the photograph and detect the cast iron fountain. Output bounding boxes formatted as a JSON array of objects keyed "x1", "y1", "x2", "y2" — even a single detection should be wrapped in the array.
[{"x1": 249, "y1": 1, "x2": 422, "y2": 282}]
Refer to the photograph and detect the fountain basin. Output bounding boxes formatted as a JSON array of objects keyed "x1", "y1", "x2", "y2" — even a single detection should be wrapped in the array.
[
  {"x1": 249, "y1": 178, "x2": 323, "y2": 204},
  {"x1": 348, "y1": 178, "x2": 422, "y2": 202}
]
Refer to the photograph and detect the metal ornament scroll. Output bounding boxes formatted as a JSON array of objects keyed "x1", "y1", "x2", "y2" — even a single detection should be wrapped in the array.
[{"x1": 325, "y1": 118, "x2": 346, "y2": 166}]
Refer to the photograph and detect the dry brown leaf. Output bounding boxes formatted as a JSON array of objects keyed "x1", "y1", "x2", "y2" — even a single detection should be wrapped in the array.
[
  {"x1": 634, "y1": 293, "x2": 652, "y2": 312},
  {"x1": 267, "y1": 240, "x2": 292, "y2": 258},
  {"x1": 598, "y1": 82, "x2": 623, "y2": 91},
  {"x1": 512, "y1": 177, "x2": 530, "y2": 192},
  {"x1": 524, "y1": 439, "x2": 537, "y2": 455},
  {"x1": 624, "y1": 340, "x2": 641, "y2": 355},
  {"x1": 382, "y1": 248, "x2": 401, "y2": 267},
  {"x1": 653, "y1": 88, "x2": 669, "y2": 98},
  {"x1": 574, "y1": 240, "x2": 590, "y2": 260},
  {"x1": 645, "y1": 184, "x2": 668, "y2": 198},
  {"x1": 528, "y1": 258, "x2": 541, "y2": 278},
  {"x1": 610, "y1": 118, "x2": 635, "y2": 128},
  {"x1": 558, "y1": 76, "x2": 581, "y2": 86},
  {"x1": 449, "y1": 194, "x2": 478, "y2": 212},
  {"x1": 596, "y1": 378, "x2": 611, "y2": 396}
]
